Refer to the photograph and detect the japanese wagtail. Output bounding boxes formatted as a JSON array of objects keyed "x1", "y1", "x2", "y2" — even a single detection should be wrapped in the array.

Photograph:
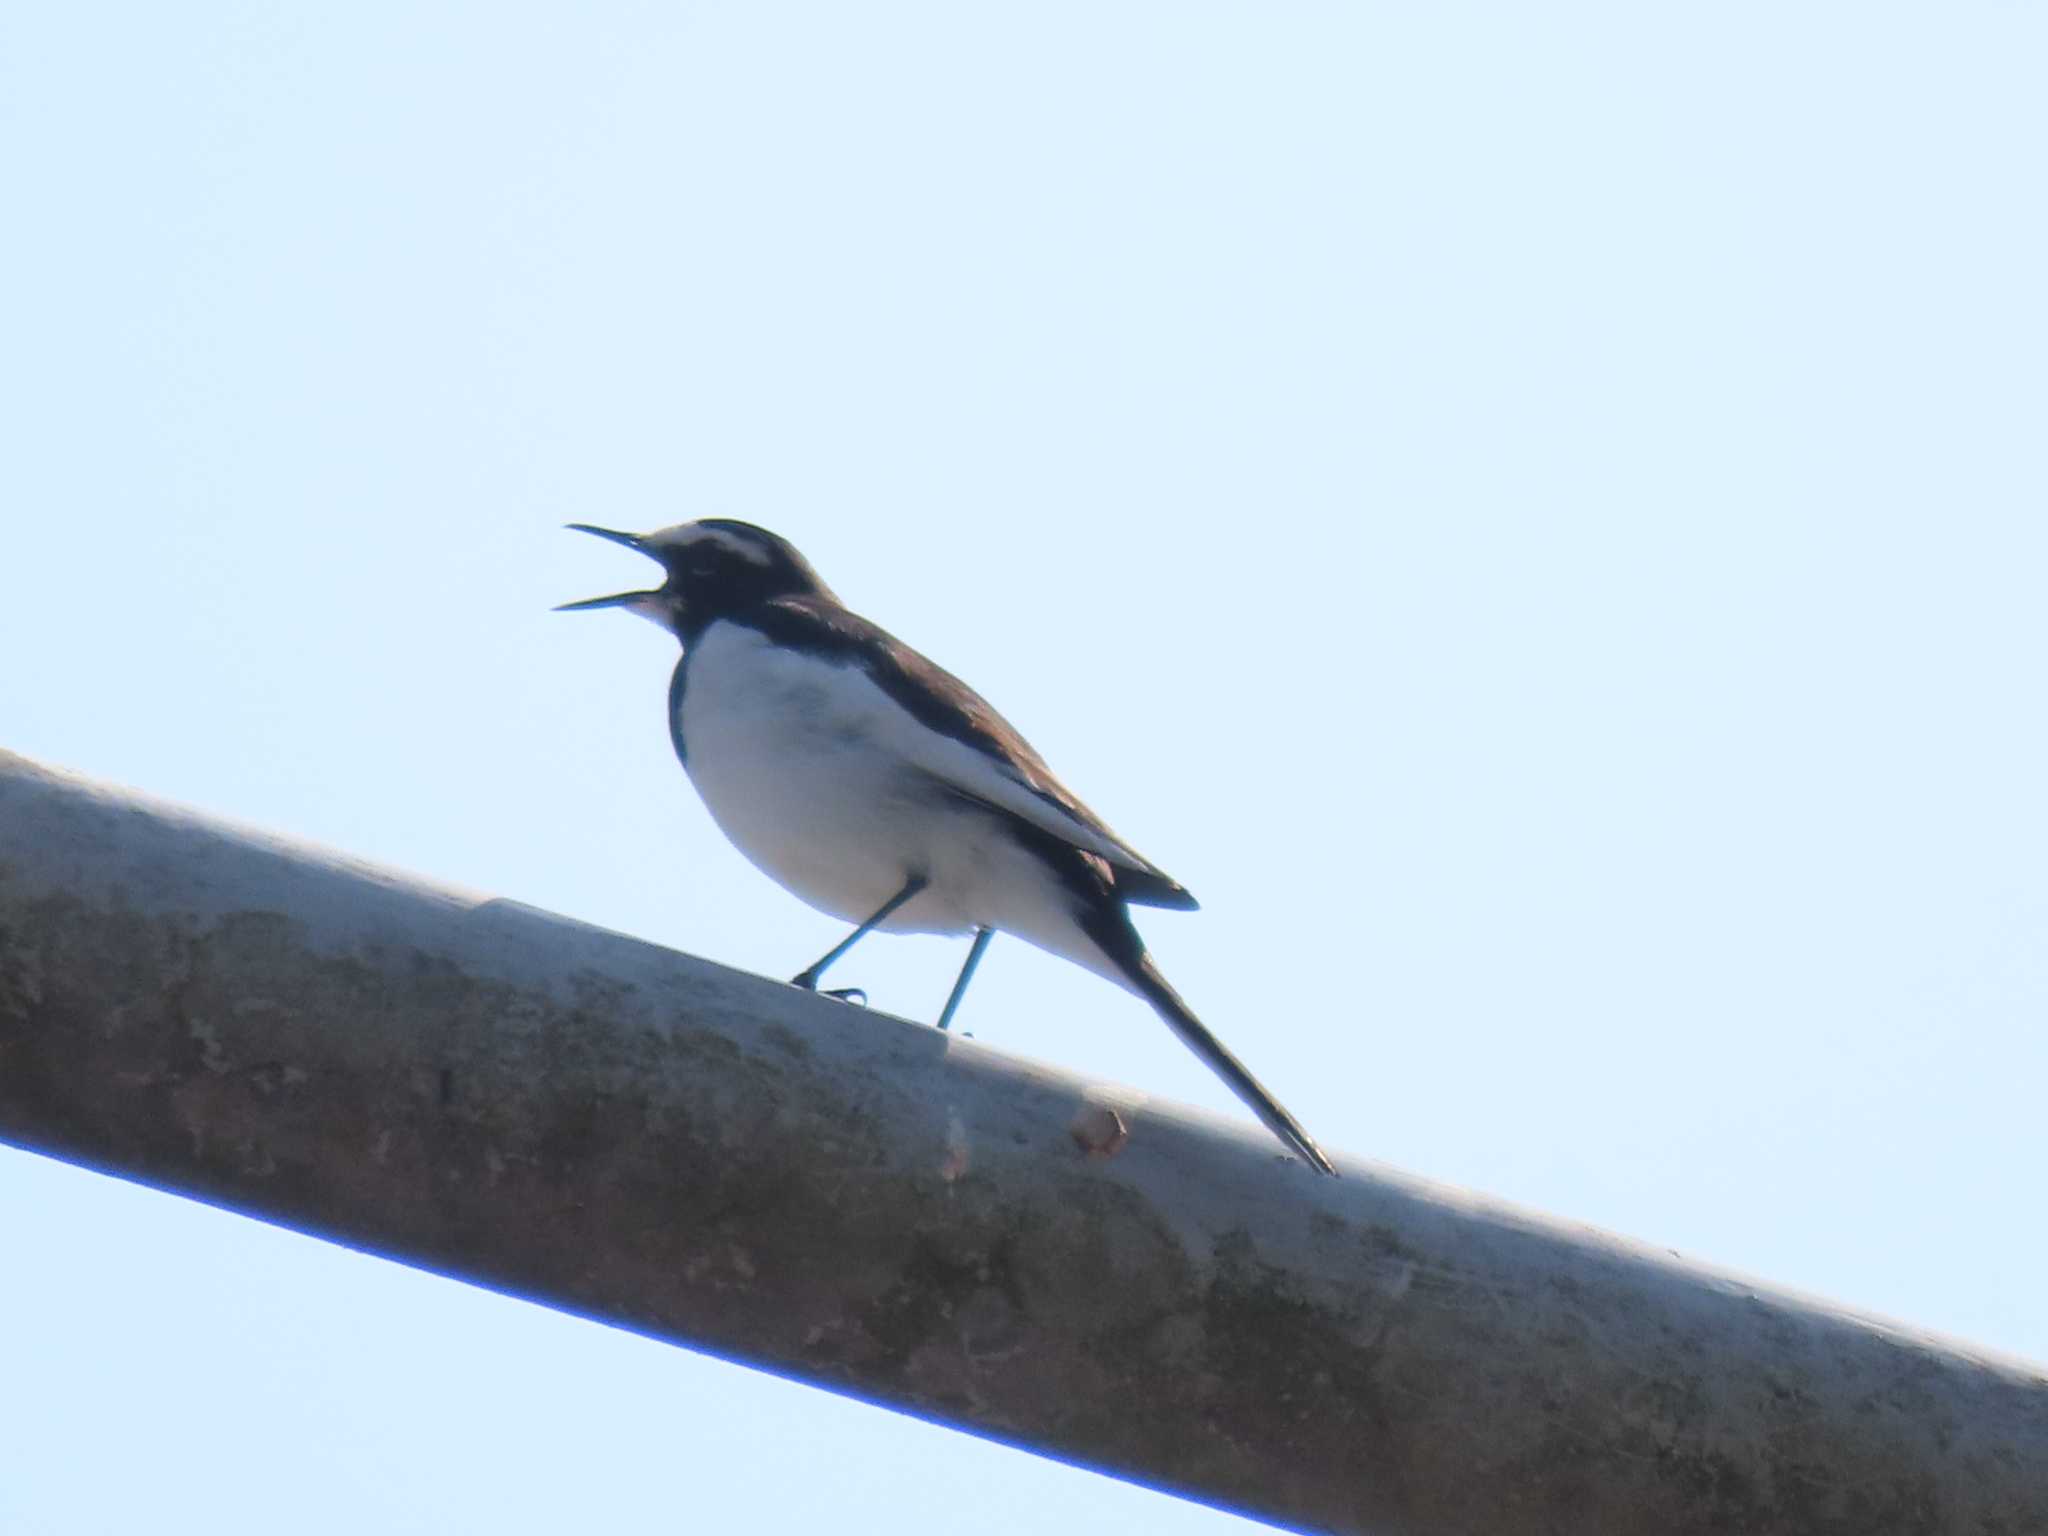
[{"x1": 558, "y1": 519, "x2": 1335, "y2": 1175}]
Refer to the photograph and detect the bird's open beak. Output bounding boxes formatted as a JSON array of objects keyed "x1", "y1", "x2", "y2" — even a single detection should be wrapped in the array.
[
  {"x1": 565, "y1": 523, "x2": 647, "y2": 553},
  {"x1": 554, "y1": 589, "x2": 660, "y2": 612},
  {"x1": 555, "y1": 524, "x2": 665, "y2": 613}
]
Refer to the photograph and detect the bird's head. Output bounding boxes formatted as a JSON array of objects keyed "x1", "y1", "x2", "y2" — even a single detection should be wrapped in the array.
[{"x1": 555, "y1": 519, "x2": 831, "y2": 640}]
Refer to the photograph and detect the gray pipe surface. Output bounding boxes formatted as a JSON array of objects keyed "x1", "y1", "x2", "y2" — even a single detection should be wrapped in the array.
[{"x1": 0, "y1": 748, "x2": 2042, "y2": 1534}]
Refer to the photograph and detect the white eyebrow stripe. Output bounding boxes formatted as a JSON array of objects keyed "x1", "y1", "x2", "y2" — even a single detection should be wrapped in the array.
[
  {"x1": 640, "y1": 523, "x2": 775, "y2": 565},
  {"x1": 706, "y1": 529, "x2": 774, "y2": 565}
]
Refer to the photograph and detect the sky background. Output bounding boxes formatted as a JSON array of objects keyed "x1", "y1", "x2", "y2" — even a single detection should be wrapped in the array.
[{"x1": 3, "y1": 3, "x2": 2045, "y2": 1532}]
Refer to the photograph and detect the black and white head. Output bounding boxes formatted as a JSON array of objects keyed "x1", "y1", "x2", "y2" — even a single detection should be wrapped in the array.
[{"x1": 556, "y1": 519, "x2": 832, "y2": 640}]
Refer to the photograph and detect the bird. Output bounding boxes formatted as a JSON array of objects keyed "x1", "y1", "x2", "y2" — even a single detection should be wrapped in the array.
[{"x1": 557, "y1": 519, "x2": 1335, "y2": 1175}]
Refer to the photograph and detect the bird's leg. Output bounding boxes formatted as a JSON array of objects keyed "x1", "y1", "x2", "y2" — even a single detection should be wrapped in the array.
[
  {"x1": 791, "y1": 873, "x2": 929, "y2": 992},
  {"x1": 934, "y1": 927, "x2": 994, "y2": 1032}
]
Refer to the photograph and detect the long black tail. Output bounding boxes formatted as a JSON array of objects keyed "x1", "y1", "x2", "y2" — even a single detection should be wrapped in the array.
[{"x1": 1126, "y1": 951, "x2": 1337, "y2": 1176}]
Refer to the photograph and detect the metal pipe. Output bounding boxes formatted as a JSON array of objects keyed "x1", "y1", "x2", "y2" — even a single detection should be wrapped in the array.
[{"x1": 1, "y1": 748, "x2": 2042, "y2": 1535}]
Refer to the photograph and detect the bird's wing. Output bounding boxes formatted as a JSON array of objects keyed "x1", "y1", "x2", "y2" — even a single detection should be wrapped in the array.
[{"x1": 750, "y1": 597, "x2": 1197, "y2": 910}]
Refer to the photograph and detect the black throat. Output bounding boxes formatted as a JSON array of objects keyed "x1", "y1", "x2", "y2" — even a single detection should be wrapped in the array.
[{"x1": 666, "y1": 527, "x2": 831, "y2": 643}]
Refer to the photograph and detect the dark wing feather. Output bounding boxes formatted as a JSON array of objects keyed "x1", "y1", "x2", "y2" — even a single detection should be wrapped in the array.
[{"x1": 745, "y1": 596, "x2": 1198, "y2": 911}]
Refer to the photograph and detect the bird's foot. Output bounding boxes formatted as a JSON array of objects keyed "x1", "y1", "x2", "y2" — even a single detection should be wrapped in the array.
[{"x1": 791, "y1": 967, "x2": 866, "y2": 1006}]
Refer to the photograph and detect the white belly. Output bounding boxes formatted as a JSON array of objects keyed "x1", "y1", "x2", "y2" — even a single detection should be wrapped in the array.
[{"x1": 676, "y1": 621, "x2": 1123, "y2": 981}]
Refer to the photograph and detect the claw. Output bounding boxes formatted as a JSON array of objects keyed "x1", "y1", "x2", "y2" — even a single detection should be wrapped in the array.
[{"x1": 791, "y1": 969, "x2": 866, "y2": 1006}]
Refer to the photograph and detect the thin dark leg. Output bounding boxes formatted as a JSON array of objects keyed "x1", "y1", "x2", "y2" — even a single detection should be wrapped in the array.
[
  {"x1": 791, "y1": 874, "x2": 929, "y2": 990},
  {"x1": 934, "y1": 927, "x2": 994, "y2": 1032}
]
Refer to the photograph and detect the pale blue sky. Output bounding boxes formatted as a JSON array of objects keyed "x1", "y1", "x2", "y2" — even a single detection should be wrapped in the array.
[{"x1": 3, "y1": 4, "x2": 2044, "y2": 1532}]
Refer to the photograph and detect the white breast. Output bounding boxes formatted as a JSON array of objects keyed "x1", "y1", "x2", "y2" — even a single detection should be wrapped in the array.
[{"x1": 675, "y1": 620, "x2": 1124, "y2": 983}]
